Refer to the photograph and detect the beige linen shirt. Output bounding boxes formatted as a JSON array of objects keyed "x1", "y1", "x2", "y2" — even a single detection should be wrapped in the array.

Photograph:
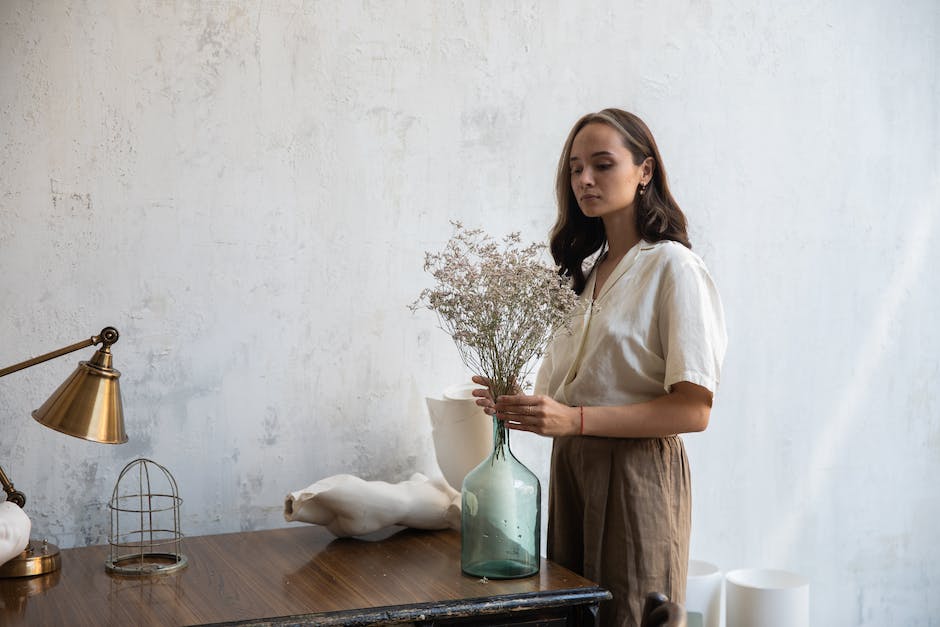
[{"x1": 535, "y1": 239, "x2": 727, "y2": 407}]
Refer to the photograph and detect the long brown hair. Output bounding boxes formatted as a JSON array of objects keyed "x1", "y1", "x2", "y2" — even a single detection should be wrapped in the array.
[{"x1": 550, "y1": 109, "x2": 691, "y2": 294}]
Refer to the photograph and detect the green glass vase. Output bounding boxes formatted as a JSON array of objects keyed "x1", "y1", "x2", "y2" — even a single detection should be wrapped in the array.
[{"x1": 460, "y1": 416, "x2": 541, "y2": 578}]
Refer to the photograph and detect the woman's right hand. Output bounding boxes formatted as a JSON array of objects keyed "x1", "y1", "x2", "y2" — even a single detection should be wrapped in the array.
[{"x1": 470, "y1": 375, "x2": 496, "y2": 414}]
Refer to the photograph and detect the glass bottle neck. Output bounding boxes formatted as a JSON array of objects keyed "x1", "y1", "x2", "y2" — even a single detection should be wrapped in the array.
[
  {"x1": 486, "y1": 378, "x2": 516, "y2": 461},
  {"x1": 491, "y1": 415, "x2": 511, "y2": 461}
]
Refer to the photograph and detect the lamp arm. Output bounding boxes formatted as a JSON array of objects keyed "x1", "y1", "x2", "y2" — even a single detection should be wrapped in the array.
[
  {"x1": 0, "y1": 465, "x2": 26, "y2": 508},
  {"x1": 0, "y1": 326, "x2": 124, "y2": 514},
  {"x1": 0, "y1": 327, "x2": 119, "y2": 379}
]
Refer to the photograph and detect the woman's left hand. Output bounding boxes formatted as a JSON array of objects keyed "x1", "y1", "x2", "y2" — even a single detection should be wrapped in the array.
[
  {"x1": 471, "y1": 375, "x2": 579, "y2": 437},
  {"x1": 491, "y1": 392, "x2": 580, "y2": 437}
]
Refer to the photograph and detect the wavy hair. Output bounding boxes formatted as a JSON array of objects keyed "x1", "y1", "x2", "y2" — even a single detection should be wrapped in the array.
[{"x1": 550, "y1": 109, "x2": 691, "y2": 294}]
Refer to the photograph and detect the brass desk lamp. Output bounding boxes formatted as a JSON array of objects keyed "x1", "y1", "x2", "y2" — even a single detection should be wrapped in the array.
[{"x1": 0, "y1": 326, "x2": 127, "y2": 578}]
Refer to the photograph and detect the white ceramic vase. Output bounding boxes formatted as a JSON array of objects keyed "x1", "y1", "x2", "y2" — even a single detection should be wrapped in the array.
[
  {"x1": 725, "y1": 568, "x2": 809, "y2": 627},
  {"x1": 686, "y1": 560, "x2": 722, "y2": 627},
  {"x1": 425, "y1": 383, "x2": 492, "y2": 491}
]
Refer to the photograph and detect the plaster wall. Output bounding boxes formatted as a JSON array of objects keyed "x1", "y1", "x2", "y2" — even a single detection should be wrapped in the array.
[{"x1": 1, "y1": 1, "x2": 937, "y2": 624}]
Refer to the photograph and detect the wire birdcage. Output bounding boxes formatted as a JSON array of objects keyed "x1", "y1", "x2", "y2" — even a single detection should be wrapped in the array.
[{"x1": 106, "y1": 458, "x2": 187, "y2": 575}]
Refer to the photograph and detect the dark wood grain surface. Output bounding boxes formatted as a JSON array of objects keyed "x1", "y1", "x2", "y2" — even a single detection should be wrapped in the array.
[{"x1": 0, "y1": 525, "x2": 609, "y2": 626}]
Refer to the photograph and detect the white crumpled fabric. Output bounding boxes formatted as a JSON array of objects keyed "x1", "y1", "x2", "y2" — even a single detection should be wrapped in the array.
[
  {"x1": 284, "y1": 472, "x2": 461, "y2": 538},
  {"x1": 0, "y1": 501, "x2": 31, "y2": 566}
]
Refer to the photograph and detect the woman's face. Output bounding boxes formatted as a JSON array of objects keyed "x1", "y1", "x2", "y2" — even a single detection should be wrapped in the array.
[{"x1": 569, "y1": 122, "x2": 651, "y2": 220}]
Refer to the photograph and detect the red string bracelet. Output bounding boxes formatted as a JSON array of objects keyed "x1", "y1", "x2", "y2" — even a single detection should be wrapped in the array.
[{"x1": 579, "y1": 405, "x2": 584, "y2": 435}]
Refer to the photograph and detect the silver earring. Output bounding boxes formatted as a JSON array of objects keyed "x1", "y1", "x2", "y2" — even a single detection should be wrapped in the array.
[{"x1": 639, "y1": 183, "x2": 647, "y2": 196}]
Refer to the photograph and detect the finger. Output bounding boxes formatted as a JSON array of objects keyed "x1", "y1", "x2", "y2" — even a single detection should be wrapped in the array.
[
  {"x1": 496, "y1": 399, "x2": 541, "y2": 416},
  {"x1": 495, "y1": 403, "x2": 529, "y2": 417},
  {"x1": 505, "y1": 420, "x2": 537, "y2": 433},
  {"x1": 497, "y1": 394, "x2": 539, "y2": 405}
]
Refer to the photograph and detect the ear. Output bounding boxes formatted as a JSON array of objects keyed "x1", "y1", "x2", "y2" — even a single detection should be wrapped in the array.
[{"x1": 641, "y1": 157, "x2": 655, "y2": 184}]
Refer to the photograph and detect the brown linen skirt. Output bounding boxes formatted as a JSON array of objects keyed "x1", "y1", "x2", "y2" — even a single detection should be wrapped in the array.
[{"x1": 547, "y1": 434, "x2": 691, "y2": 627}]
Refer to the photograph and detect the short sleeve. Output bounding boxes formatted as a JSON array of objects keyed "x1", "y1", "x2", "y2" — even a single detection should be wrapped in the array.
[{"x1": 658, "y1": 255, "x2": 727, "y2": 394}]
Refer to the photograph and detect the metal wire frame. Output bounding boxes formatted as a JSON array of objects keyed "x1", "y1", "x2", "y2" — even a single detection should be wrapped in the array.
[{"x1": 106, "y1": 458, "x2": 187, "y2": 576}]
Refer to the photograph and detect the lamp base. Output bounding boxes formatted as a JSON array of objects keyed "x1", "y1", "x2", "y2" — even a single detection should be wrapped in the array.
[{"x1": 0, "y1": 540, "x2": 61, "y2": 578}]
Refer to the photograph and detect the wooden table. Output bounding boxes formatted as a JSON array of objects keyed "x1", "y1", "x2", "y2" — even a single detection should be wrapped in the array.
[{"x1": 0, "y1": 525, "x2": 610, "y2": 626}]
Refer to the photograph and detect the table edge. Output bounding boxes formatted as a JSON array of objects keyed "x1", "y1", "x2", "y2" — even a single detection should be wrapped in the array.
[{"x1": 195, "y1": 586, "x2": 613, "y2": 626}]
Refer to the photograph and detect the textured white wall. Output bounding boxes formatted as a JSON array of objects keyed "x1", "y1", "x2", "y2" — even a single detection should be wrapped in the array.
[{"x1": 1, "y1": 1, "x2": 937, "y2": 624}]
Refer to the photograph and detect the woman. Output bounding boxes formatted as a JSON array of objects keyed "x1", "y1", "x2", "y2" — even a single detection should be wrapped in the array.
[{"x1": 473, "y1": 109, "x2": 727, "y2": 626}]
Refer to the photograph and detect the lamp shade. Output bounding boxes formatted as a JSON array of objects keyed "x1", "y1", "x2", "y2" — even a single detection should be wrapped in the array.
[{"x1": 31, "y1": 346, "x2": 127, "y2": 444}]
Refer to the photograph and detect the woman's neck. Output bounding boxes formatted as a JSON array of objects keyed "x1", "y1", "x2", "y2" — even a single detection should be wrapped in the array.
[{"x1": 602, "y1": 209, "x2": 641, "y2": 259}]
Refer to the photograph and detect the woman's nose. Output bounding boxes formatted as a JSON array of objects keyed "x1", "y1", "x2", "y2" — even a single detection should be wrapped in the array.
[{"x1": 577, "y1": 169, "x2": 594, "y2": 187}]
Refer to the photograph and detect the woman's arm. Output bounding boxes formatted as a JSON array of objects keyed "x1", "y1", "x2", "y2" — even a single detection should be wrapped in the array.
[{"x1": 472, "y1": 376, "x2": 712, "y2": 438}]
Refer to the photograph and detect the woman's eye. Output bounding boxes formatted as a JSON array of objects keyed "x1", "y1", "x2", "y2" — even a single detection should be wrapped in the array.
[
  {"x1": 597, "y1": 163, "x2": 612, "y2": 170},
  {"x1": 571, "y1": 168, "x2": 582, "y2": 175}
]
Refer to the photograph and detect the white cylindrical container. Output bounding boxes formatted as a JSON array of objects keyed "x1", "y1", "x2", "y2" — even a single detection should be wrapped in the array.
[
  {"x1": 686, "y1": 560, "x2": 722, "y2": 627},
  {"x1": 726, "y1": 568, "x2": 809, "y2": 627},
  {"x1": 425, "y1": 383, "x2": 492, "y2": 491}
]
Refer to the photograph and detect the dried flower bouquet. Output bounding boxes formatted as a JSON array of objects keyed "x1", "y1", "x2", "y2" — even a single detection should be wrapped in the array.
[{"x1": 413, "y1": 222, "x2": 578, "y2": 453}]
